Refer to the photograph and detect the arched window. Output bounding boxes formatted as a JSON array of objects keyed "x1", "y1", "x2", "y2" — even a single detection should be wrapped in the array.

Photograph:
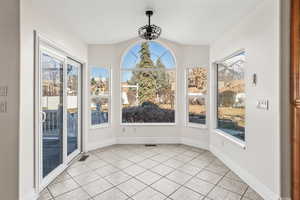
[{"x1": 121, "y1": 41, "x2": 176, "y2": 124}]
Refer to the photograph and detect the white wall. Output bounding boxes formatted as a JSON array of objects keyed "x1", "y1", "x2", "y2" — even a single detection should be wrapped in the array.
[
  {"x1": 88, "y1": 44, "x2": 116, "y2": 150},
  {"x1": 87, "y1": 38, "x2": 210, "y2": 149},
  {"x1": 209, "y1": 0, "x2": 282, "y2": 199},
  {"x1": 0, "y1": 0, "x2": 20, "y2": 199},
  {"x1": 20, "y1": 0, "x2": 88, "y2": 199}
]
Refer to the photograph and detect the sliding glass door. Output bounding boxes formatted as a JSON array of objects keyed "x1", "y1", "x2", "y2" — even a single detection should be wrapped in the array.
[
  {"x1": 67, "y1": 60, "x2": 81, "y2": 159},
  {"x1": 41, "y1": 52, "x2": 64, "y2": 178},
  {"x1": 37, "y1": 43, "x2": 82, "y2": 189}
]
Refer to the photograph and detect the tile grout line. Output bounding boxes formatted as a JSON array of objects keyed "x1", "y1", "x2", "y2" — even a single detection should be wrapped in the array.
[
  {"x1": 203, "y1": 169, "x2": 231, "y2": 200},
  {"x1": 158, "y1": 154, "x2": 217, "y2": 200},
  {"x1": 79, "y1": 146, "x2": 182, "y2": 199},
  {"x1": 47, "y1": 145, "x2": 201, "y2": 199},
  {"x1": 50, "y1": 170, "x2": 94, "y2": 200},
  {"x1": 45, "y1": 144, "x2": 252, "y2": 200},
  {"x1": 102, "y1": 145, "x2": 194, "y2": 199},
  {"x1": 46, "y1": 187, "x2": 55, "y2": 200},
  {"x1": 112, "y1": 145, "x2": 252, "y2": 199},
  {"x1": 89, "y1": 145, "x2": 209, "y2": 199},
  {"x1": 240, "y1": 186, "x2": 250, "y2": 200}
]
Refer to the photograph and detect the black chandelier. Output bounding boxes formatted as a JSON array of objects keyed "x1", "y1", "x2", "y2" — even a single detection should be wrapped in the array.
[{"x1": 138, "y1": 10, "x2": 161, "y2": 40}]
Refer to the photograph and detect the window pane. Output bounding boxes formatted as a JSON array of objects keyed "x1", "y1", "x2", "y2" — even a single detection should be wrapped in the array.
[
  {"x1": 217, "y1": 52, "x2": 245, "y2": 141},
  {"x1": 41, "y1": 53, "x2": 63, "y2": 177},
  {"x1": 91, "y1": 96, "x2": 108, "y2": 125},
  {"x1": 121, "y1": 86, "x2": 138, "y2": 107},
  {"x1": 122, "y1": 51, "x2": 139, "y2": 69},
  {"x1": 67, "y1": 62, "x2": 79, "y2": 155},
  {"x1": 121, "y1": 41, "x2": 176, "y2": 124},
  {"x1": 188, "y1": 68, "x2": 207, "y2": 94},
  {"x1": 121, "y1": 70, "x2": 176, "y2": 123},
  {"x1": 90, "y1": 67, "x2": 109, "y2": 95},
  {"x1": 121, "y1": 41, "x2": 175, "y2": 70},
  {"x1": 188, "y1": 96, "x2": 206, "y2": 125},
  {"x1": 148, "y1": 41, "x2": 166, "y2": 56},
  {"x1": 160, "y1": 51, "x2": 176, "y2": 69}
]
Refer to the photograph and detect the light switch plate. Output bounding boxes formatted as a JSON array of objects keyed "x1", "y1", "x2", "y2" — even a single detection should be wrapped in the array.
[{"x1": 257, "y1": 99, "x2": 269, "y2": 110}]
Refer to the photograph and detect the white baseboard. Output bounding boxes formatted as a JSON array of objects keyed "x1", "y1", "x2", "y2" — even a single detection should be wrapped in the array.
[
  {"x1": 86, "y1": 138, "x2": 116, "y2": 152},
  {"x1": 27, "y1": 138, "x2": 290, "y2": 200},
  {"x1": 210, "y1": 145, "x2": 281, "y2": 200},
  {"x1": 87, "y1": 137, "x2": 181, "y2": 151},
  {"x1": 181, "y1": 137, "x2": 209, "y2": 150},
  {"x1": 116, "y1": 137, "x2": 181, "y2": 144}
]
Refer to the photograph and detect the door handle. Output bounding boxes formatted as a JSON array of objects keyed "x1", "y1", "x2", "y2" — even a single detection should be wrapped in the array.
[{"x1": 41, "y1": 111, "x2": 46, "y2": 122}]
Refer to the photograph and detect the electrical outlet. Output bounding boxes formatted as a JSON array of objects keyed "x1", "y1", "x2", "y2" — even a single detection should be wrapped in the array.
[{"x1": 122, "y1": 127, "x2": 126, "y2": 133}]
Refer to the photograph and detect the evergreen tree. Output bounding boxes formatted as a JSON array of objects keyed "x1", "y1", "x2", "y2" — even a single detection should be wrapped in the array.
[
  {"x1": 128, "y1": 42, "x2": 172, "y2": 105},
  {"x1": 154, "y1": 58, "x2": 171, "y2": 106},
  {"x1": 130, "y1": 42, "x2": 157, "y2": 104},
  {"x1": 155, "y1": 58, "x2": 169, "y2": 92},
  {"x1": 138, "y1": 42, "x2": 154, "y2": 68}
]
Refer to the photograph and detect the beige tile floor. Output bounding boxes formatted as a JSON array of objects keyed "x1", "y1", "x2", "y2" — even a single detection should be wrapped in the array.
[{"x1": 39, "y1": 144, "x2": 264, "y2": 200}]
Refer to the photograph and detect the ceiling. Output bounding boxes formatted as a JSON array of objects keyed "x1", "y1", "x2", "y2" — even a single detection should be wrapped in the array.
[{"x1": 33, "y1": 0, "x2": 263, "y2": 45}]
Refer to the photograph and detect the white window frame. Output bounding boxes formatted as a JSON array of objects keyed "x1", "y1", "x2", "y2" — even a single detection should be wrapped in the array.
[
  {"x1": 185, "y1": 67, "x2": 208, "y2": 129},
  {"x1": 119, "y1": 41, "x2": 177, "y2": 126},
  {"x1": 213, "y1": 49, "x2": 246, "y2": 149},
  {"x1": 89, "y1": 66, "x2": 111, "y2": 129}
]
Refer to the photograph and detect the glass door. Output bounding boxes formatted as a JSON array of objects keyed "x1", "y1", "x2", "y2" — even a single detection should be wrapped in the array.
[
  {"x1": 67, "y1": 59, "x2": 81, "y2": 160},
  {"x1": 37, "y1": 45, "x2": 82, "y2": 190},
  {"x1": 41, "y1": 51, "x2": 64, "y2": 178}
]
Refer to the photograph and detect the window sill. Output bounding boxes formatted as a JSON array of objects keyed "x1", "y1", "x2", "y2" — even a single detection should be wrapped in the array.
[
  {"x1": 186, "y1": 123, "x2": 207, "y2": 129},
  {"x1": 90, "y1": 124, "x2": 110, "y2": 129},
  {"x1": 214, "y1": 129, "x2": 246, "y2": 150},
  {"x1": 121, "y1": 123, "x2": 177, "y2": 126}
]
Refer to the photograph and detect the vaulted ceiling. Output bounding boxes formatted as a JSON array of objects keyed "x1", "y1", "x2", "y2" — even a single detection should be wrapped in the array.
[{"x1": 33, "y1": 0, "x2": 263, "y2": 45}]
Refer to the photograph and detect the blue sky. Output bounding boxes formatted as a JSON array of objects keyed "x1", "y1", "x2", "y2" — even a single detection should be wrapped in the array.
[
  {"x1": 90, "y1": 67, "x2": 109, "y2": 79},
  {"x1": 122, "y1": 41, "x2": 175, "y2": 69},
  {"x1": 67, "y1": 64, "x2": 79, "y2": 76},
  {"x1": 121, "y1": 41, "x2": 175, "y2": 82},
  {"x1": 90, "y1": 42, "x2": 175, "y2": 82}
]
